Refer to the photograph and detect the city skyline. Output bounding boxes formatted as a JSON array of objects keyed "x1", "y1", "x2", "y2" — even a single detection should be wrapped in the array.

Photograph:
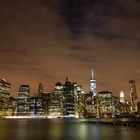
[
  {"x1": 0, "y1": 0, "x2": 140, "y2": 99},
  {"x1": 0, "y1": 77, "x2": 139, "y2": 118},
  {"x1": 0, "y1": 76, "x2": 139, "y2": 102}
]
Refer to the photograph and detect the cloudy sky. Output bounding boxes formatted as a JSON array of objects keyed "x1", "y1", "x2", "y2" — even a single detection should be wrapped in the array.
[{"x1": 0, "y1": 0, "x2": 140, "y2": 100}]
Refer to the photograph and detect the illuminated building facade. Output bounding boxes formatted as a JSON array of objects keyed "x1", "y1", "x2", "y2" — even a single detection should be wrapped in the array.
[
  {"x1": 118, "y1": 90, "x2": 126, "y2": 114},
  {"x1": 63, "y1": 78, "x2": 75, "y2": 117},
  {"x1": 17, "y1": 85, "x2": 30, "y2": 115},
  {"x1": 120, "y1": 90, "x2": 125, "y2": 103},
  {"x1": 48, "y1": 92, "x2": 63, "y2": 117},
  {"x1": 54, "y1": 82, "x2": 63, "y2": 96},
  {"x1": 44, "y1": 92, "x2": 51, "y2": 115},
  {"x1": 74, "y1": 84, "x2": 84, "y2": 118},
  {"x1": 30, "y1": 96, "x2": 46, "y2": 116},
  {"x1": 48, "y1": 81, "x2": 84, "y2": 118},
  {"x1": 0, "y1": 79, "x2": 11, "y2": 108},
  {"x1": 123, "y1": 100, "x2": 131, "y2": 113},
  {"x1": 8, "y1": 97, "x2": 17, "y2": 116},
  {"x1": 90, "y1": 69, "x2": 96, "y2": 96},
  {"x1": 112, "y1": 96, "x2": 121, "y2": 115},
  {"x1": 83, "y1": 94, "x2": 95, "y2": 117},
  {"x1": 129, "y1": 80, "x2": 138, "y2": 113},
  {"x1": 98, "y1": 91, "x2": 115, "y2": 118},
  {"x1": 83, "y1": 69, "x2": 97, "y2": 118},
  {"x1": 54, "y1": 82, "x2": 63, "y2": 116},
  {"x1": 0, "y1": 79, "x2": 11, "y2": 116}
]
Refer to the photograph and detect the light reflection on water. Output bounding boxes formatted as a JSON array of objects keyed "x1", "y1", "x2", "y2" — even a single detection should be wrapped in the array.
[{"x1": 0, "y1": 119, "x2": 140, "y2": 140}]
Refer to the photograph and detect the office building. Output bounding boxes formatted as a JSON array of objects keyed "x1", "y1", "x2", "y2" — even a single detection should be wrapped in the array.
[
  {"x1": 120, "y1": 90, "x2": 125, "y2": 103},
  {"x1": 98, "y1": 91, "x2": 115, "y2": 118},
  {"x1": 0, "y1": 79, "x2": 11, "y2": 116},
  {"x1": 83, "y1": 93, "x2": 95, "y2": 117},
  {"x1": 30, "y1": 96, "x2": 46, "y2": 116},
  {"x1": 129, "y1": 80, "x2": 138, "y2": 113},
  {"x1": 63, "y1": 78, "x2": 75, "y2": 117},
  {"x1": 17, "y1": 85, "x2": 30, "y2": 115},
  {"x1": 90, "y1": 69, "x2": 96, "y2": 96},
  {"x1": 48, "y1": 92, "x2": 63, "y2": 117}
]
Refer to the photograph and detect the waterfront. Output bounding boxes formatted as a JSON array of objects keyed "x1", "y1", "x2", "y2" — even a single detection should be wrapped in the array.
[{"x1": 0, "y1": 119, "x2": 140, "y2": 140}]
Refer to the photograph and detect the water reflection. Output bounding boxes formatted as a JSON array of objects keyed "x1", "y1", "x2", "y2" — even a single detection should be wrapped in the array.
[{"x1": 0, "y1": 119, "x2": 140, "y2": 140}]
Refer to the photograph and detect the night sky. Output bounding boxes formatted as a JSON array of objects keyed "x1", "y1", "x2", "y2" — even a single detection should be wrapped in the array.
[{"x1": 0, "y1": 0, "x2": 140, "y2": 100}]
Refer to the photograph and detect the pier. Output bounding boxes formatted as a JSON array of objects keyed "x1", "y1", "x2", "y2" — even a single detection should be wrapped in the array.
[{"x1": 80, "y1": 118, "x2": 140, "y2": 128}]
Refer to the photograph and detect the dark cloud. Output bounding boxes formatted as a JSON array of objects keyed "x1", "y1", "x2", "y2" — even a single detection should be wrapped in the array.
[
  {"x1": 59, "y1": 0, "x2": 140, "y2": 40},
  {"x1": 69, "y1": 45, "x2": 87, "y2": 51},
  {"x1": 0, "y1": 48, "x2": 27, "y2": 54},
  {"x1": 93, "y1": 31, "x2": 123, "y2": 40}
]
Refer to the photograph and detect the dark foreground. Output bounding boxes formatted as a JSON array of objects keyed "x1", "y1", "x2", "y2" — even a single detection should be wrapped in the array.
[{"x1": 0, "y1": 118, "x2": 140, "y2": 140}]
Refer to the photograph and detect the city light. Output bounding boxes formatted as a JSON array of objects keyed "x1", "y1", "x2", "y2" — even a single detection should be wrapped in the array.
[
  {"x1": 5, "y1": 116, "x2": 47, "y2": 119},
  {"x1": 0, "y1": 75, "x2": 140, "y2": 119}
]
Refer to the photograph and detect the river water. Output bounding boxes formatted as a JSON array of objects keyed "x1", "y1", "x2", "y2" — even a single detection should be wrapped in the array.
[{"x1": 0, "y1": 118, "x2": 140, "y2": 140}]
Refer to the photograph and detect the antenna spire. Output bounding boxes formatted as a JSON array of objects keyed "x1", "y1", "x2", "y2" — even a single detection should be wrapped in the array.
[{"x1": 91, "y1": 69, "x2": 94, "y2": 80}]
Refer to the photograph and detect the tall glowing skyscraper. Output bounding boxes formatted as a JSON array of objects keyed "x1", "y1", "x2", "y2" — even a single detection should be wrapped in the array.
[
  {"x1": 90, "y1": 69, "x2": 96, "y2": 96},
  {"x1": 120, "y1": 90, "x2": 125, "y2": 103},
  {"x1": 129, "y1": 80, "x2": 138, "y2": 113}
]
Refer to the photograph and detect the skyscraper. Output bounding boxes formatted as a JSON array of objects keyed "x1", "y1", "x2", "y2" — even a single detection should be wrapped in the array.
[
  {"x1": 38, "y1": 83, "x2": 43, "y2": 96},
  {"x1": 63, "y1": 78, "x2": 75, "y2": 117},
  {"x1": 90, "y1": 69, "x2": 96, "y2": 96},
  {"x1": 120, "y1": 90, "x2": 125, "y2": 103},
  {"x1": 0, "y1": 79, "x2": 11, "y2": 105},
  {"x1": 0, "y1": 79, "x2": 11, "y2": 116},
  {"x1": 98, "y1": 91, "x2": 115, "y2": 118},
  {"x1": 17, "y1": 85, "x2": 30, "y2": 115},
  {"x1": 129, "y1": 80, "x2": 138, "y2": 113}
]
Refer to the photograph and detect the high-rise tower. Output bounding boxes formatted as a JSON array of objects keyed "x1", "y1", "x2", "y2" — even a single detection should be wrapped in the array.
[
  {"x1": 0, "y1": 79, "x2": 11, "y2": 110},
  {"x1": 90, "y1": 69, "x2": 96, "y2": 96},
  {"x1": 129, "y1": 80, "x2": 138, "y2": 113},
  {"x1": 120, "y1": 90, "x2": 125, "y2": 103},
  {"x1": 17, "y1": 85, "x2": 30, "y2": 115},
  {"x1": 38, "y1": 83, "x2": 43, "y2": 96}
]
